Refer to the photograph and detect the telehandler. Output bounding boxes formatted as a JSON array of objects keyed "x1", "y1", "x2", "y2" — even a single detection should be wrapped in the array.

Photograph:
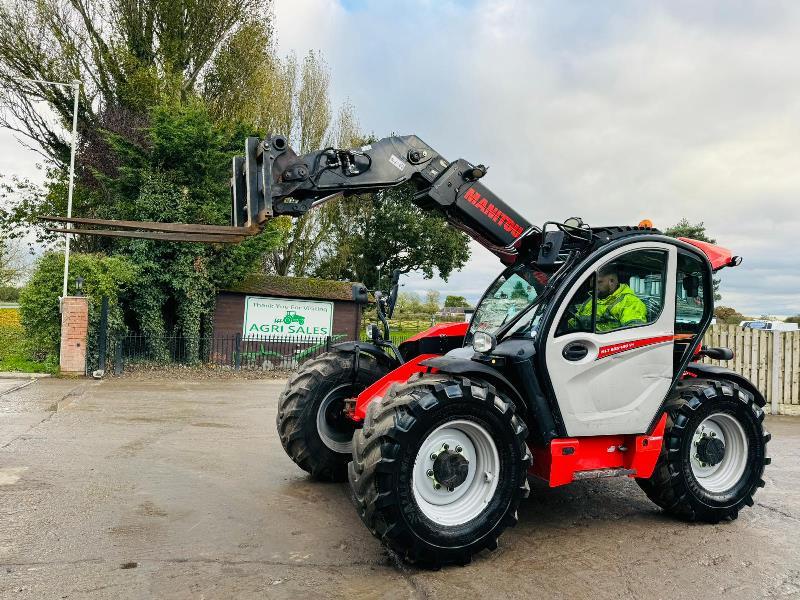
[{"x1": 46, "y1": 133, "x2": 769, "y2": 567}]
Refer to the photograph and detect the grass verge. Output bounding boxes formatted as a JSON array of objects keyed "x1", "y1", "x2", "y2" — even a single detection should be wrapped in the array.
[{"x1": 0, "y1": 308, "x2": 58, "y2": 374}]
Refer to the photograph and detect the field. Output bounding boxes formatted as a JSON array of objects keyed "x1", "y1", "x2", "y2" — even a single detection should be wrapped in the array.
[
  {"x1": 0, "y1": 307, "x2": 55, "y2": 373},
  {"x1": 361, "y1": 316, "x2": 467, "y2": 342}
]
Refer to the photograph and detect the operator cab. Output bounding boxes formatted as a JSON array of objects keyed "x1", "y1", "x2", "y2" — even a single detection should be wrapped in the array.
[{"x1": 461, "y1": 226, "x2": 719, "y2": 439}]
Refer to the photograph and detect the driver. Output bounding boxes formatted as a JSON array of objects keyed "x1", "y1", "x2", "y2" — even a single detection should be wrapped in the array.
[{"x1": 574, "y1": 264, "x2": 647, "y2": 332}]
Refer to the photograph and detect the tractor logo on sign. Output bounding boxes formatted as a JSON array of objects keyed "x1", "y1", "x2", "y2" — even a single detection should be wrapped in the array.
[{"x1": 276, "y1": 310, "x2": 306, "y2": 326}]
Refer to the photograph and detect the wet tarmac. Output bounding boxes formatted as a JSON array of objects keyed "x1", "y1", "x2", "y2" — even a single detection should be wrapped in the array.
[{"x1": 1, "y1": 377, "x2": 798, "y2": 599}]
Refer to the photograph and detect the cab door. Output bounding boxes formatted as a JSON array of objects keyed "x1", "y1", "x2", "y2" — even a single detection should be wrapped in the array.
[{"x1": 544, "y1": 243, "x2": 676, "y2": 436}]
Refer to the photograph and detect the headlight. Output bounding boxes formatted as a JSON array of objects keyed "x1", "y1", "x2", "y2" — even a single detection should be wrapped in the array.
[{"x1": 472, "y1": 331, "x2": 496, "y2": 354}]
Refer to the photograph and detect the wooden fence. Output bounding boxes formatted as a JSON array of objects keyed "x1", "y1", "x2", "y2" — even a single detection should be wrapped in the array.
[{"x1": 700, "y1": 324, "x2": 800, "y2": 415}]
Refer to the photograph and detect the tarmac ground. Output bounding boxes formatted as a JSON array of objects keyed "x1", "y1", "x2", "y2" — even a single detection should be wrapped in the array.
[{"x1": 1, "y1": 376, "x2": 798, "y2": 599}]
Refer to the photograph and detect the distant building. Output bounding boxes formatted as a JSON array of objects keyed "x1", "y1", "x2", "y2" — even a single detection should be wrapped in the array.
[{"x1": 439, "y1": 306, "x2": 473, "y2": 322}]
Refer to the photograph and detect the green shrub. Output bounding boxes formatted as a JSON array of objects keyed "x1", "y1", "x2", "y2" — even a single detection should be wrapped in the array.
[
  {"x1": 0, "y1": 285, "x2": 20, "y2": 302},
  {"x1": 19, "y1": 252, "x2": 138, "y2": 365}
]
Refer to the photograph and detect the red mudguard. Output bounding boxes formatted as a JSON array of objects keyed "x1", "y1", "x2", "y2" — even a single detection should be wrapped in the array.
[
  {"x1": 352, "y1": 354, "x2": 438, "y2": 421},
  {"x1": 352, "y1": 322, "x2": 469, "y2": 422}
]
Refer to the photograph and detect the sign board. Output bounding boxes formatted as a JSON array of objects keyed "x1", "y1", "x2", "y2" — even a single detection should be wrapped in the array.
[{"x1": 243, "y1": 296, "x2": 333, "y2": 338}]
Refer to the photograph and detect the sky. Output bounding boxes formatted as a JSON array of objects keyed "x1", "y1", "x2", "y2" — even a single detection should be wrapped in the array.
[
  {"x1": 1, "y1": 1, "x2": 798, "y2": 316},
  {"x1": 272, "y1": 0, "x2": 800, "y2": 317}
]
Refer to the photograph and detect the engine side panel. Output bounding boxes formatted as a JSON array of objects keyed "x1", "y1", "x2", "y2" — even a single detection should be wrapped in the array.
[{"x1": 398, "y1": 321, "x2": 468, "y2": 362}]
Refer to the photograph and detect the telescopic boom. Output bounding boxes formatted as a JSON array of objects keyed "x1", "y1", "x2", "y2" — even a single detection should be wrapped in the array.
[{"x1": 42, "y1": 134, "x2": 534, "y2": 260}]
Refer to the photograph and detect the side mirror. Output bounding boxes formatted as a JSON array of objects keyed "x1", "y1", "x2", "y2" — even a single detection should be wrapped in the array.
[
  {"x1": 387, "y1": 269, "x2": 401, "y2": 319},
  {"x1": 699, "y1": 346, "x2": 734, "y2": 361}
]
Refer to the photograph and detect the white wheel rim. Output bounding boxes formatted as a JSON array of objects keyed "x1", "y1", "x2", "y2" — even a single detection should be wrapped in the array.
[
  {"x1": 412, "y1": 420, "x2": 500, "y2": 527},
  {"x1": 316, "y1": 384, "x2": 353, "y2": 454},
  {"x1": 689, "y1": 413, "x2": 749, "y2": 494}
]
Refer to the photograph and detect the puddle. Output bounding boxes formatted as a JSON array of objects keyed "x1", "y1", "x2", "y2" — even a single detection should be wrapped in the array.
[{"x1": 0, "y1": 466, "x2": 28, "y2": 485}]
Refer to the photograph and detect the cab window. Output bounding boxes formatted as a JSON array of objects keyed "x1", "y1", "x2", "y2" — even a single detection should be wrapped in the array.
[
  {"x1": 556, "y1": 249, "x2": 668, "y2": 336},
  {"x1": 467, "y1": 263, "x2": 547, "y2": 342},
  {"x1": 675, "y1": 251, "x2": 706, "y2": 335}
]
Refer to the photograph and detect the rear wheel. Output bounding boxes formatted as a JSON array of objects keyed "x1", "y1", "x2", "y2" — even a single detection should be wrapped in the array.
[
  {"x1": 349, "y1": 375, "x2": 531, "y2": 567},
  {"x1": 637, "y1": 378, "x2": 770, "y2": 522},
  {"x1": 277, "y1": 350, "x2": 390, "y2": 481}
]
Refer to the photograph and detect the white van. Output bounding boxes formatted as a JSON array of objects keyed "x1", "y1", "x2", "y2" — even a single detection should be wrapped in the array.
[{"x1": 739, "y1": 320, "x2": 799, "y2": 332}]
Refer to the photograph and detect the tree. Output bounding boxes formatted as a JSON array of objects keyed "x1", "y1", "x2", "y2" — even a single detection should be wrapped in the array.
[
  {"x1": 786, "y1": 315, "x2": 800, "y2": 324},
  {"x1": 313, "y1": 183, "x2": 471, "y2": 288},
  {"x1": 0, "y1": 0, "x2": 271, "y2": 163},
  {"x1": 444, "y1": 295, "x2": 470, "y2": 308},
  {"x1": 100, "y1": 103, "x2": 284, "y2": 361},
  {"x1": 0, "y1": 235, "x2": 23, "y2": 287},
  {"x1": 0, "y1": 1, "x2": 343, "y2": 364},
  {"x1": 260, "y1": 53, "x2": 360, "y2": 276},
  {"x1": 393, "y1": 291, "x2": 424, "y2": 318},
  {"x1": 663, "y1": 219, "x2": 715, "y2": 244},
  {"x1": 510, "y1": 281, "x2": 530, "y2": 300},
  {"x1": 423, "y1": 290, "x2": 441, "y2": 315},
  {"x1": 19, "y1": 252, "x2": 137, "y2": 360},
  {"x1": 664, "y1": 218, "x2": 722, "y2": 301},
  {"x1": 714, "y1": 306, "x2": 746, "y2": 324}
]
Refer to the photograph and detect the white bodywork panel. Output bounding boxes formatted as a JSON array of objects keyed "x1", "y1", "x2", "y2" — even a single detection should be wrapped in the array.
[{"x1": 545, "y1": 243, "x2": 677, "y2": 437}]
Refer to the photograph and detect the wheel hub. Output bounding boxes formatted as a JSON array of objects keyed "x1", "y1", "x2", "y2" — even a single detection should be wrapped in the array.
[
  {"x1": 316, "y1": 384, "x2": 357, "y2": 454},
  {"x1": 412, "y1": 421, "x2": 501, "y2": 526},
  {"x1": 689, "y1": 412, "x2": 749, "y2": 494},
  {"x1": 696, "y1": 435, "x2": 725, "y2": 466},
  {"x1": 432, "y1": 449, "x2": 470, "y2": 490}
]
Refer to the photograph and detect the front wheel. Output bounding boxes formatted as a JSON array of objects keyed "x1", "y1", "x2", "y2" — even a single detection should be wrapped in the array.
[
  {"x1": 276, "y1": 351, "x2": 390, "y2": 481},
  {"x1": 349, "y1": 375, "x2": 531, "y2": 567},
  {"x1": 637, "y1": 378, "x2": 770, "y2": 523}
]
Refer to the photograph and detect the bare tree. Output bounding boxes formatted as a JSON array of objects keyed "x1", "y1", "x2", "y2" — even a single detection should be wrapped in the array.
[
  {"x1": 261, "y1": 54, "x2": 361, "y2": 277},
  {"x1": 0, "y1": 235, "x2": 24, "y2": 286},
  {"x1": 0, "y1": 0, "x2": 270, "y2": 164}
]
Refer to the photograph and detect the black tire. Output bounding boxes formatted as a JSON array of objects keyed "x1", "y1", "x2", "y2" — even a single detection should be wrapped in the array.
[
  {"x1": 277, "y1": 350, "x2": 390, "y2": 482},
  {"x1": 637, "y1": 377, "x2": 770, "y2": 523},
  {"x1": 349, "y1": 374, "x2": 531, "y2": 567}
]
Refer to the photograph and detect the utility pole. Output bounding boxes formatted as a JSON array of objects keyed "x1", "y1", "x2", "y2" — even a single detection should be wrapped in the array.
[
  {"x1": 12, "y1": 77, "x2": 81, "y2": 308},
  {"x1": 62, "y1": 80, "x2": 81, "y2": 306}
]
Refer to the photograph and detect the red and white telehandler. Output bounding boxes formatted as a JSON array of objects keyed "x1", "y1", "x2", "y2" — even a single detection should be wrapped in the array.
[{"x1": 46, "y1": 134, "x2": 770, "y2": 567}]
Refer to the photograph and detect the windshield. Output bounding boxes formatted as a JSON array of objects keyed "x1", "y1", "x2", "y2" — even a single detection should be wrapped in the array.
[{"x1": 466, "y1": 263, "x2": 548, "y2": 342}]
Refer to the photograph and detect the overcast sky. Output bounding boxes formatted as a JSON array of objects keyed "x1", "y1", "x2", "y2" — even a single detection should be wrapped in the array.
[
  {"x1": 274, "y1": 0, "x2": 800, "y2": 317},
  {"x1": 2, "y1": 1, "x2": 798, "y2": 316}
]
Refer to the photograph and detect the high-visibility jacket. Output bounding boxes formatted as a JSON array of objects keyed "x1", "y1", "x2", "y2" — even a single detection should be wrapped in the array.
[{"x1": 574, "y1": 283, "x2": 647, "y2": 332}]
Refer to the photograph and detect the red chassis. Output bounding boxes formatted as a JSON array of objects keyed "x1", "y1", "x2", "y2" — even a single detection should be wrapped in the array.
[{"x1": 348, "y1": 321, "x2": 668, "y2": 488}]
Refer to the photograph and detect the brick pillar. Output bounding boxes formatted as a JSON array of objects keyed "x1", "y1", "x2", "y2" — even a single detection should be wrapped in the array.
[{"x1": 60, "y1": 296, "x2": 89, "y2": 375}]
